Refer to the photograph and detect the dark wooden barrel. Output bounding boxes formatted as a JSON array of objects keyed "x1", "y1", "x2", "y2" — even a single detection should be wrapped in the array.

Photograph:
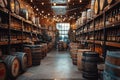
[
  {"x1": 14, "y1": 0, "x2": 20, "y2": 15},
  {"x1": 0, "y1": 60, "x2": 6, "y2": 80},
  {"x1": 24, "y1": 45, "x2": 42, "y2": 66},
  {"x1": 24, "y1": 47, "x2": 32, "y2": 67},
  {"x1": 71, "y1": 52, "x2": 77, "y2": 65},
  {"x1": 31, "y1": 45, "x2": 42, "y2": 66},
  {"x1": 82, "y1": 51, "x2": 99, "y2": 79},
  {"x1": 3, "y1": 55, "x2": 20, "y2": 79},
  {"x1": 94, "y1": 0, "x2": 99, "y2": 14},
  {"x1": 9, "y1": 0, "x2": 15, "y2": 13},
  {"x1": 20, "y1": 8, "x2": 29, "y2": 20},
  {"x1": 13, "y1": 52, "x2": 27, "y2": 72},
  {"x1": 77, "y1": 49, "x2": 91, "y2": 70},
  {"x1": 100, "y1": 0, "x2": 108, "y2": 11},
  {"x1": 103, "y1": 51, "x2": 120, "y2": 80}
]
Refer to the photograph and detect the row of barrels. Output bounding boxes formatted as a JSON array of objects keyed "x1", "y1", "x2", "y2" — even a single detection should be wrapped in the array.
[
  {"x1": 0, "y1": 52, "x2": 27, "y2": 80},
  {"x1": 76, "y1": 0, "x2": 117, "y2": 28},
  {"x1": 0, "y1": 43, "x2": 48, "y2": 80},
  {"x1": 70, "y1": 47, "x2": 120, "y2": 80},
  {"x1": 0, "y1": 0, "x2": 40, "y2": 25}
]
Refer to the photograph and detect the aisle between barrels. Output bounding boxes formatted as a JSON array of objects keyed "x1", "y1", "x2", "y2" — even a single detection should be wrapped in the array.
[{"x1": 16, "y1": 50, "x2": 86, "y2": 80}]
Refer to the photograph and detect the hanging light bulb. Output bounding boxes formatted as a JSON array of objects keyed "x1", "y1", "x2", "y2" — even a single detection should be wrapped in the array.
[
  {"x1": 31, "y1": 0, "x2": 33, "y2": 2},
  {"x1": 36, "y1": 8, "x2": 38, "y2": 11},
  {"x1": 68, "y1": 0, "x2": 70, "y2": 2},
  {"x1": 53, "y1": 2, "x2": 56, "y2": 6},
  {"x1": 80, "y1": 0, "x2": 82, "y2": 3},
  {"x1": 41, "y1": 2, "x2": 44, "y2": 5}
]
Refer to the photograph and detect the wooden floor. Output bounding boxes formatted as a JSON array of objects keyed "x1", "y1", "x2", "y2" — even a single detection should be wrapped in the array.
[{"x1": 16, "y1": 50, "x2": 86, "y2": 80}]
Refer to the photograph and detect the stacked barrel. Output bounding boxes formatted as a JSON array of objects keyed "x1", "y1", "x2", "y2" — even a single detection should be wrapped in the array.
[
  {"x1": 0, "y1": 0, "x2": 41, "y2": 26},
  {"x1": 76, "y1": 0, "x2": 118, "y2": 28}
]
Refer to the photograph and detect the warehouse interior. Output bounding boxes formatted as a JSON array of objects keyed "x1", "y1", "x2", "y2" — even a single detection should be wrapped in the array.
[{"x1": 0, "y1": 0, "x2": 120, "y2": 80}]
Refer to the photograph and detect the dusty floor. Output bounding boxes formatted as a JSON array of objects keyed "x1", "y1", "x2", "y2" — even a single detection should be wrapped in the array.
[{"x1": 16, "y1": 50, "x2": 87, "y2": 80}]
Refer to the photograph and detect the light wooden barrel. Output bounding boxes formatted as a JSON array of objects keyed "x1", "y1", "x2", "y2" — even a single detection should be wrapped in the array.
[
  {"x1": 81, "y1": 11, "x2": 87, "y2": 24},
  {"x1": 71, "y1": 49, "x2": 78, "y2": 65},
  {"x1": 35, "y1": 17, "x2": 40, "y2": 26},
  {"x1": 77, "y1": 49, "x2": 91, "y2": 70},
  {"x1": 87, "y1": 9, "x2": 94, "y2": 20},
  {"x1": 24, "y1": 45, "x2": 42, "y2": 66},
  {"x1": 103, "y1": 51, "x2": 120, "y2": 80},
  {"x1": 24, "y1": 47, "x2": 32, "y2": 67},
  {"x1": 100, "y1": 0, "x2": 107, "y2": 11},
  {"x1": 3, "y1": 55, "x2": 20, "y2": 79},
  {"x1": 9, "y1": 0, "x2": 15, "y2": 13},
  {"x1": 82, "y1": 51, "x2": 99, "y2": 79},
  {"x1": 13, "y1": 52, "x2": 27, "y2": 72},
  {"x1": 0, "y1": 60, "x2": 6, "y2": 80},
  {"x1": 94, "y1": 0, "x2": 99, "y2": 14},
  {"x1": 14, "y1": 0, "x2": 20, "y2": 15},
  {"x1": 20, "y1": 8, "x2": 29, "y2": 20}
]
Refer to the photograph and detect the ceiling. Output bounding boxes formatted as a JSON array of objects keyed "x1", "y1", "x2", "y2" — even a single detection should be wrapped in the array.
[{"x1": 26, "y1": 0, "x2": 91, "y2": 23}]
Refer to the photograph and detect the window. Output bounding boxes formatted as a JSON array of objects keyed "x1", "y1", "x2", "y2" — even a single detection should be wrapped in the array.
[{"x1": 56, "y1": 23, "x2": 70, "y2": 42}]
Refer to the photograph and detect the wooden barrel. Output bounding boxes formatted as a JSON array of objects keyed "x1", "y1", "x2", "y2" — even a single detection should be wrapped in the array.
[
  {"x1": 35, "y1": 17, "x2": 40, "y2": 26},
  {"x1": 24, "y1": 47, "x2": 32, "y2": 67},
  {"x1": 0, "y1": 0, "x2": 6, "y2": 8},
  {"x1": 20, "y1": 8, "x2": 29, "y2": 20},
  {"x1": 32, "y1": 16, "x2": 35, "y2": 24},
  {"x1": 24, "y1": 45, "x2": 42, "y2": 66},
  {"x1": 0, "y1": 60, "x2": 6, "y2": 80},
  {"x1": 3, "y1": 55, "x2": 20, "y2": 79},
  {"x1": 77, "y1": 49, "x2": 91, "y2": 70},
  {"x1": 107, "y1": 0, "x2": 116, "y2": 5},
  {"x1": 71, "y1": 49, "x2": 78, "y2": 65},
  {"x1": 14, "y1": 0, "x2": 20, "y2": 15},
  {"x1": 94, "y1": 0, "x2": 99, "y2": 14},
  {"x1": 9, "y1": 0, "x2": 15, "y2": 13},
  {"x1": 87, "y1": 9, "x2": 94, "y2": 20},
  {"x1": 13, "y1": 52, "x2": 27, "y2": 72},
  {"x1": 81, "y1": 11, "x2": 87, "y2": 24},
  {"x1": 82, "y1": 51, "x2": 99, "y2": 79},
  {"x1": 100, "y1": 0, "x2": 107, "y2": 11},
  {"x1": 103, "y1": 51, "x2": 120, "y2": 80}
]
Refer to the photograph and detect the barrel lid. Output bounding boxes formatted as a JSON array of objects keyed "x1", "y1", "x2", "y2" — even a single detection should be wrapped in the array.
[
  {"x1": 24, "y1": 45, "x2": 42, "y2": 48},
  {"x1": 83, "y1": 51, "x2": 99, "y2": 57},
  {"x1": 107, "y1": 51, "x2": 120, "y2": 58}
]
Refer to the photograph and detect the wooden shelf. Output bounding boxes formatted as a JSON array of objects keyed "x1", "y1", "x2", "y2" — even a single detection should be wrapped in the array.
[
  {"x1": 23, "y1": 30, "x2": 31, "y2": 33},
  {"x1": 105, "y1": 21, "x2": 120, "y2": 29},
  {"x1": 0, "y1": 41, "x2": 8, "y2": 45},
  {"x1": 10, "y1": 27, "x2": 22, "y2": 32},
  {"x1": 106, "y1": 41, "x2": 120, "y2": 48},
  {"x1": 23, "y1": 19, "x2": 32, "y2": 25},
  {"x1": 87, "y1": 40, "x2": 94, "y2": 43},
  {"x1": 95, "y1": 26, "x2": 104, "y2": 31},
  {"x1": 10, "y1": 40, "x2": 22, "y2": 44},
  {"x1": 11, "y1": 13, "x2": 23, "y2": 20},
  {"x1": 0, "y1": 7, "x2": 9, "y2": 13},
  {"x1": 0, "y1": 24, "x2": 8, "y2": 29},
  {"x1": 95, "y1": 40, "x2": 104, "y2": 45}
]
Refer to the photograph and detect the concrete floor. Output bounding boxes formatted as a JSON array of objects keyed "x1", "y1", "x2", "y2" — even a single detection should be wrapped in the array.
[{"x1": 17, "y1": 50, "x2": 86, "y2": 80}]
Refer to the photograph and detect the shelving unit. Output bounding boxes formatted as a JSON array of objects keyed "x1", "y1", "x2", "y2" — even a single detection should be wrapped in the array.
[
  {"x1": 0, "y1": 7, "x2": 43, "y2": 55},
  {"x1": 76, "y1": 1, "x2": 120, "y2": 57}
]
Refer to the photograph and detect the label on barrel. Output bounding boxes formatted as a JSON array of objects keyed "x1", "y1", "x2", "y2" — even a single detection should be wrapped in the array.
[{"x1": 12, "y1": 59, "x2": 19, "y2": 77}]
